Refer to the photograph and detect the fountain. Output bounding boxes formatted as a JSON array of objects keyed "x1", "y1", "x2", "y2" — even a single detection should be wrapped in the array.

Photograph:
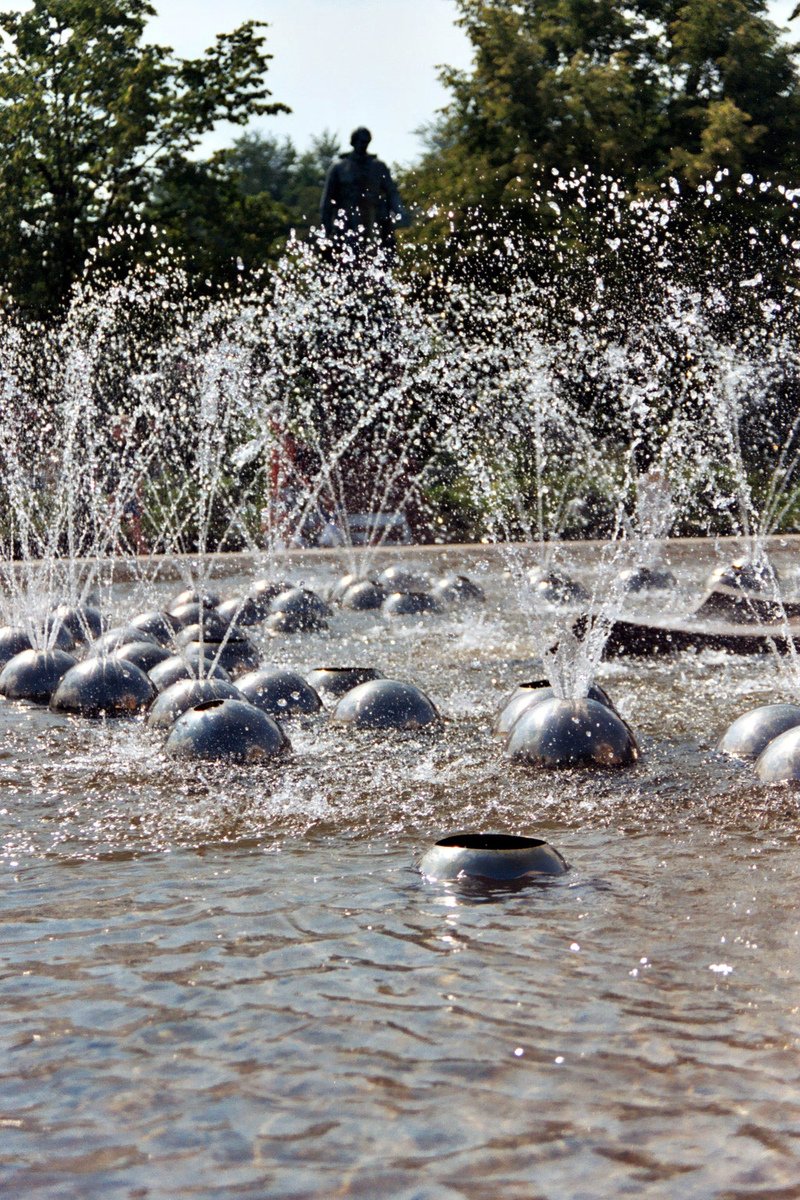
[
  {"x1": 165, "y1": 697, "x2": 290, "y2": 763},
  {"x1": 0, "y1": 192, "x2": 798, "y2": 751},
  {"x1": 3, "y1": 174, "x2": 800, "y2": 1195},
  {"x1": 418, "y1": 832, "x2": 568, "y2": 883}
]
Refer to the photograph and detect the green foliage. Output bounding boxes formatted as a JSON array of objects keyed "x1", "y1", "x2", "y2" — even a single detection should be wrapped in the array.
[
  {"x1": 0, "y1": 0, "x2": 287, "y2": 313},
  {"x1": 147, "y1": 156, "x2": 289, "y2": 283},
  {"x1": 141, "y1": 131, "x2": 340, "y2": 278},
  {"x1": 422, "y1": 463, "x2": 489, "y2": 543},
  {"x1": 218, "y1": 130, "x2": 341, "y2": 234},
  {"x1": 398, "y1": 0, "x2": 800, "y2": 277}
]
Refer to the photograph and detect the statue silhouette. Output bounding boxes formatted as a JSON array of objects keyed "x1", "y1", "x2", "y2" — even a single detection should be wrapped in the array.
[{"x1": 321, "y1": 127, "x2": 404, "y2": 252}]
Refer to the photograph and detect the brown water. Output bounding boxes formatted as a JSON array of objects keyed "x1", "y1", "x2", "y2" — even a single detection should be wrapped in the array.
[{"x1": 3, "y1": 547, "x2": 800, "y2": 1199}]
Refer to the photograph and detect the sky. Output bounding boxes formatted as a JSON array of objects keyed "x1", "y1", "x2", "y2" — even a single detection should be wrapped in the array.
[
  {"x1": 147, "y1": 0, "x2": 474, "y2": 168},
  {"x1": 0, "y1": 0, "x2": 798, "y2": 168}
]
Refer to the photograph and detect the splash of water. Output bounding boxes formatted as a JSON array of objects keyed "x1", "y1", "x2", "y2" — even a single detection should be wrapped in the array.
[{"x1": 0, "y1": 174, "x2": 798, "y2": 697}]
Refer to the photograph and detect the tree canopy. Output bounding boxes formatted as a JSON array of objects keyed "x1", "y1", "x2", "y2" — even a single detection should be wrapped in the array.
[
  {"x1": 400, "y1": 0, "x2": 800, "y2": 272},
  {"x1": 144, "y1": 131, "x2": 341, "y2": 283},
  {"x1": 0, "y1": 0, "x2": 288, "y2": 311},
  {"x1": 2, "y1": 0, "x2": 800, "y2": 312},
  {"x1": 219, "y1": 130, "x2": 340, "y2": 218}
]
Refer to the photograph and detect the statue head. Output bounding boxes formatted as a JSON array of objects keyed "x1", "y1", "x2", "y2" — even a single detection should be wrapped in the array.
[{"x1": 350, "y1": 127, "x2": 372, "y2": 154}]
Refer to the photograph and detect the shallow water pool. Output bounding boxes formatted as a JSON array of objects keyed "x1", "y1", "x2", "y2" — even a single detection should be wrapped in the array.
[{"x1": 2, "y1": 545, "x2": 800, "y2": 1198}]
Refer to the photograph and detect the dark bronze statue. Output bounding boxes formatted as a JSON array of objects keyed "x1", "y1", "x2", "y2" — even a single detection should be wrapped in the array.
[{"x1": 321, "y1": 127, "x2": 404, "y2": 252}]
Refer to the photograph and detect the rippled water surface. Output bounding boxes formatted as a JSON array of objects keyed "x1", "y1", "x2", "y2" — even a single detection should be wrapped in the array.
[{"x1": 3, "y1": 547, "x2": 800, "y2": 1198}]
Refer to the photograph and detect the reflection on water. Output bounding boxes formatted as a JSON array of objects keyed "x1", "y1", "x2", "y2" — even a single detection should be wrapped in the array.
[{"x1": 2, "y1": 554, "x2": 800, "y2": 1197}]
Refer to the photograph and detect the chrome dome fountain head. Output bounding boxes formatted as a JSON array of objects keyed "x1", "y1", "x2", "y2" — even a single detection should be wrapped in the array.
[
  {"x1": 87, "y1": 626, "x2": 160, "y2": 657},
  {"x1": 493, "y1": 678, "x2": 618, "y2": 739},
  {"x1": 430, "y1": 573, "x2": 486, "y2": 606},
  {"x1": 419, "y1": 833, "x2": 568, "y2": 884},
  {"x1": 236, "y1": 668, "x2": 322, "y2": 719},
  {"x1": 0, "y1": 649, "x2": 77, "y2": 705},
  {"x1": 755, "y1": 727, "x2": 800, "y2": 784},
  {"x1": 113, "y1": 640, "x2": 173, "y2": 674},
  {"x1": 215, "y1": 594, "x2": 270, "y2": 627},
  {"x1": 165, "y1": 698, "x2": 290, "y2": 763},
  {"x1": 128, "y1": 610, "x2": 179, "y2": 646},
  {"x1": 382, "y1": 590, "x2": 443, "y2": 617},
  {"x1": 50, "y1": 657, "x2": 156, "y2": 718},
  {"x1": 48, "y1": 603, "x2": 104, "y2": 645},
  {"x1": 148, "y1": 654, "x2": 232, "y2": 692},
  {"x1": 718, "y1": 703, "x2": 800, "y2": 761},
  {"x1": 306, "y1": 666, "x2": 384, "y2": 704},
  {"x1": 0, "y1": 627, "x2": 34, "y2": 669},
  {"x1": 147, "y1": 677, "x2": 244, "y2": 730},
  {"x1": 506, "y1": 697, "x2": 639, "y2": 769},
  {"x1": 331, "y1": 678, "x2": 441, "y2": 731},
  {"x1": 340, "y1": 580, "x2": 386, "y2": 611}
]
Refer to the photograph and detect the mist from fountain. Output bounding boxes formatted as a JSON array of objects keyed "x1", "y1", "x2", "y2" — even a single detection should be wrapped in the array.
[
  {"x1": 0, "y1": 174, "x2": 798, "y2": 705},
  {"x1": 426, "y1": 173, "x2": 800, "y2": 698},
  {"x1": 0, "y1": 298, "x2": 160, "y2": 649},
  {"x1": 233, "y1": 238, "x2": 462, "y2": 579}
]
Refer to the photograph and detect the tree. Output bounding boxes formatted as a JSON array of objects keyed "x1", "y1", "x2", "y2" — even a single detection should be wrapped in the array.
[
  {"x1": 399, "y1": 0, "x2": 800, "y2": 274},
  {"x1": 665, "y1": 0, "x2": 800, "y2": 182},
  {"x1": 0, "y1": 0, "x2": 288, "y2": 312},
  {"x1": 139, "y1": 130, "x2": 341, "y2": 284},
  {"x1": 145, "y1": 156, "x2": 290, "y2": 285},
  {"x1": 217, "y1": 130, "x2": 341, "y2": 233}
]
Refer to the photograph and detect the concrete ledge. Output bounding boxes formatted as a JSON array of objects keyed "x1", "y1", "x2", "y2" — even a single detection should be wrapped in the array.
[{"x1": 6, "y1": 534, "x2": 800, "y2": 585}]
